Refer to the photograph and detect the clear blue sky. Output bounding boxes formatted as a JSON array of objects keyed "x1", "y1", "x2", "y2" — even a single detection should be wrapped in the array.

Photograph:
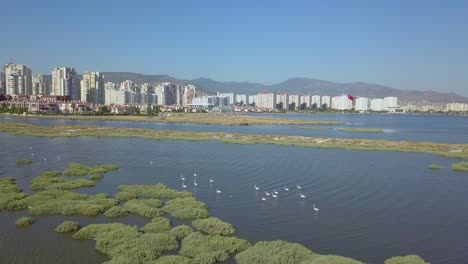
[{"x1": 2, "y1": 0, "x2": 468, "y2": 95}]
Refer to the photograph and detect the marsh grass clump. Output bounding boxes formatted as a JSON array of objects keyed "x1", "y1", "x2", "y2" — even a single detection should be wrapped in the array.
[
  {"x1": 63, "y1": 162, "x2": 90, "y2": 176},
  {"x1": 103, "y1": 206, "x2": 129, "y2": 217},
  {"x1": 16, "y1": 216, "x2": 33, "y2": 226},
  {"x1": 89, "y1": 164, "x2": 119, "y2": 180},
  {"x1": 16, "y1": 159, "x2": 33, "y2": 165},
  {"x1": 124, "y1": 199, "x2": 164, "y2": 218},
  {"x1": 74, "y1": 223, "x2": 178, "y2": 263},
  {"x1": 117, "y1": 184, "x2": 193, "y2": 200},
  {"x1": 163, "y1": 197, "x2": 209, "y2": 220},
  {"x1": 452, "y1": 162, "x2": 468, "y2": 172},
  {"x1": 180, "y1": 232, "x2": 251, "y2": 260},
  {"x1": 337, "y1": 128, "x2": 384, "y2": 133},
  {"x1": 428, "y1": 164, "x2": 441, "y2": 170},
  {"x1": 301, "y1": 255, "x2": 364, "y2": 264},
  {"x1": 55, "y1": 221, "x2": 81, "y2": 233},
  {"x1": 384, "y1": 255, "x2": 428, "y2": 264},
  {"x1": 30, "y1": 171, "x2": 96, "y2": 191},
  {"x1": 0, "y1": 177, "x2": 28, "y2": 211},
  {"x1": 141, "y1": 216, "x2": 172, "y2": 233},
  {"x1": 24, "y1": 190, "x2": 117, "y2": 216},
  {"x1": 192, "y1": 217, "x2": 235, "y2": 236},
  {"x1": 295, "y1": 126, "x2": 331, "y2": 130},
  {"x1": 168, "y1": 225, "x2": 193, "y2": 240}
]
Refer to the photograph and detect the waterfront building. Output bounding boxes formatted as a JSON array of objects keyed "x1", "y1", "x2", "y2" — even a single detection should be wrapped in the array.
[
  {"x1": 104, "y1": 82, "x2": 119, "y2": 105},
  {"x1": 331, "y1": 95, "x2": 352, "y2": 110},
  {"x1": 81, "y1": 72, "x2": 105, "y2": 104},
  {"x1": 321, "y1": 96, "x2": 331, "y2": 109},
  {"x1": 288, "y1": 94, "x2": 300, "y2": 110},
  {"x1": 355, "y1": 97, "x2": 369, "y2": 112},
  {"x1": 4, "y1": 63, "x2": 32, "y2": 95},
  {"x1": 32, "y1": 74, "x2": 48, "y2": 95},
  {"x1": 256, "y1": 93, "x2": 276, "y2": 109},
  {"x1": 384, "y1": 96, "x2": 398, "y2": 110},
  {"x1": 235, "y1": 94, "x2": 247, "y2": 105},
  {"x1": 446, "y1": 103, "x2": 468, "y2": 112},
  {"x1": 311, "y1": 95, "x2": 321, "y2": 109},
  {"x1": 52, "y1": 67, "x2": 80, "y2": 100},
  {"x1": 182, "y1": 84, "x2": 196, "y2": 107},
  {"x1": 370, "y1": 98, "x2": 385, "y2": 111},
  {"x1": 248, "y1": 95, "x2": 257, "y2": 105},
  {"x1": 275, "y1": 93, "x2": 288, "y2": 110},
  {"x1": 217, "y1": 92, "x2": 235, "y2": 105},
  {"x1": 299, "y1": 95, "x2": 311, "y2": 109}
]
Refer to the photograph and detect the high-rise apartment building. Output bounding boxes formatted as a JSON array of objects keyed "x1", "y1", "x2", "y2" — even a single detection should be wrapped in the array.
[
  {"x1": 32, "y1": 74, "x2": 48, "y2": 95},
  {"x1": 275, "y1": 93, "x2": 289, "y2": 110},
  {"x1": 355, "y1": 97, "x2": 369, "y2": 112},
  {"x1": 81, "y1": 72, "x2": 105, "y2": 104},
  {"x1": 383, "y1": 96, "x2": 398, "y2": 110},
  {"x1": 256, "y1": 93, "x2": 276, "y2": 109},
  {"x1": 311, "y1": 95, "x2": 321, "y2": 109},
  {"x1": 321, "y1": 96, "x2": 331, "y2": 109},
  {"x1": 52, "y1": 67, "x2": 80, "y2": 100},
  {"x1": 4, "y1": 63, "x2": 32, "y2": 95},
  {"x1": 370, "y1": 98, "x2": 385, "y2": 111},
  {"x1": 217, "y1": 92, "x2": 235, "y2": 105}
]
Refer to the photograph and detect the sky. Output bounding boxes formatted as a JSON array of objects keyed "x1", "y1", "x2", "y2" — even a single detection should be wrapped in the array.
[{"x1": 2, "y1": 0, "x2": 468, "y2": 96}]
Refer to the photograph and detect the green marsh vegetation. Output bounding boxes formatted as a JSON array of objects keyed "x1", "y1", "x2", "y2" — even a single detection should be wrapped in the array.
[
  {"x1": 1, "y1": 122, "x2": 467, "y2": 159},
  {"x1": 55, "y1": 221, "x2": 81, "y2": 233},
  {"x1": 384, "y1": 255, "x2": 428, "y2": 264},
  {"x1": 295, "y1": 126, "x2": 332, "y2": 130},
  {"x1": 337, "y1": 128, "x2": 384, "y2": 133},
  {"x1": 16, "y1": 159, "x2": 33, "y2": 165},
  {"x1": 452, "y1": 162, "x2": 468, "y2": 172},
  {"x1": 16, "y1": 216, "x2": 33, "y2": 226},
  {"x1": 0, "y1": 165, "x2": 429, "y2": 263},
  {"x1": 428, "y1": 164, "x2": 441, "y2": 170}
]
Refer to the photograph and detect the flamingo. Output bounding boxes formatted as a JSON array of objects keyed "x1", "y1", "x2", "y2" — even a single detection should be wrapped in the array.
[
  {"x1": 193, "y1": 173, "x2": 197, "y2": 177},
  {"x1": 193, "y1": 181, "x2": 198, "y2": 186},
  {"x1": 57, "y1": 156, "x2": 60, "y2": 160},
  {"x1": 254, "y1": 185, "x2": 260, "y2": 190},
  {"x1": 43, "y1": 157, "x2": 47, "y2": 161},
  {"x1": 150, "y1": 161, "x2": 153, "y2": 166},
  {"x1": 29, "y1": 147, "x2": 32, "y2": 150},
  {"x1": 216, "y1": 189, "x2": 222, "y2": 194},
  {"x1": 297, "y1": 184, "x2": 302, "y2": 189},
  {"x1": 284, "y1": 186, "x2": 290, "y2": 191},
  {"x1": 209, "y1": 178, "x2": 214, "y2": 183},
  {"x1": 313, "y1": 203, "x2": 319, "y2": 212},
  {"x1": 182, "y1": 183, "x2": 187, "y2": 188},
  {"x1": 180, "y1": 175, "x2": 186, "y2": 181},
  {"x1": 272, "y1": 194, "x2": 278, "y2": 198},
  {"x1": 265, "y1": 191, "x2": 271, "y2": 196},
  {"x1": 261, "y1": 197, "x2": 266, "y2": 201},
  {"x1": 300, "y1": 193, "x2": 306, "y2": 199},
  {"x1": 273, "y1": 189, "x2": 279, "y2": 195}
]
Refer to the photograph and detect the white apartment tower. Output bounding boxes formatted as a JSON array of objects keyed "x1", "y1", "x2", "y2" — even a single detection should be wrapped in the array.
[
  {"x1": 4, "y1": 63, "x2": 32, "y2": 95},
  {"x1": 311, "y1": 95, "x2": 321, "y2": 109},
  {"x1": 52, "y1": 67, "x2": 80, "y2": 100},
  {"x1": 275, "y1": 93, "x2": 289, "y2": 110},
  {"x1": 81, "y1": 72, "x2": 105, "y2": 104},
  {"x1": 370, "y1": 98, "x2": 385, "y2": 111},
  {"x1": 321, "y1": 96, "x2": 331, "y2": 109},
  {"x1": 383, "y1": 96, "x2": 398, "y2": 110},
  {"x1": 355, "y1": 97, "x2": 369, "y2": 112},
  {"x1": 32, "y1": 74, "x2": 48, "y2": 95},
  {"x1": 256, "y1": 93, "x2": 276, "y2": 109}
]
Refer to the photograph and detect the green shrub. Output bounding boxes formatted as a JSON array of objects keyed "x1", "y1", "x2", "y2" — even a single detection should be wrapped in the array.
[
  {"x1": 16, "y1": 159, "x2": 33, "y2": 165},
  {"x1": 63, "y1": 162, "x2": 90, "y2": 176},
  {"x1": 168, "y1": 225, "x2": 193, "y2": 240},
  {"x1": 384, "y1": 255, "x2": 427, "y2": 264},
  {"x1": 90, "y1": 173, "x2": 104, "y2": 181},
  {"x1": 163, "y1": 197, "x2": 209, "y2": 220},
  {"x1": 114, "y1": 191, "x2": 138, "y2": 201},
  {"x1": 151, "y1": 255, "x2": 190, "y2": 264},
  {"x1": 73, "y1": 223, "x2": 140, "y2": 240},
  {"x1": 191, "y1": 250, "x2": 229, "y2": 264},
  {"x1": 180, "y1": 232, "x2": 251, "y2": 259},
  {"x1": 0, "y1": 178, "x2": 28, "y2": 211},
  {"x1": 235, "y1": 240, "x2": 314, "y2": 264},
  {"x1": 55, "y1": 221, "x2": 81, "y2": 233},
  {"x1": 302, "y1": 254, "x2": 364, "y2": 264},
  {"x1": 452, "y1": 162, "x2": 468, "y2": 172},
  {"x1": 16, "y1": 216, "x2": 33, "y2": 226},
  {"x1": 192, "y1": 217, "x2": 235, "y2": 236},
  {"x1": 428, "y1": 164, "x2": 441, "y2": 170},
  {"x1": 103, "y1": 206, "x2": 129, "y2": 217},
  {"x1": 141, "y1": 216, "x2": 172, "y2": 233},
  {"x1": 124, "y1": 199, "x2": 164, "y2": 218}
]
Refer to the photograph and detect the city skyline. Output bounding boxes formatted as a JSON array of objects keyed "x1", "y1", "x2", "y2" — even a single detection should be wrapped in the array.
[{"x1": 1, "y1": 1, "x2": 467, "y2": 96}]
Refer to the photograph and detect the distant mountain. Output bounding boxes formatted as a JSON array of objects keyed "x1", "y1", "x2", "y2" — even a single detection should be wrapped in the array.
[{"x1": 44, "y1": 71, "x2": 468, "y2": 105}]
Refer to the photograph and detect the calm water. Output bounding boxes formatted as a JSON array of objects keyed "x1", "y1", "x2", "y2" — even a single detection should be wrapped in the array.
[
  {"x1": 1, "y1": 121, "x2": 468, "y2": 263},
  {"x1": 1, "y1": 113, "x2": 468, "y2": 143}
]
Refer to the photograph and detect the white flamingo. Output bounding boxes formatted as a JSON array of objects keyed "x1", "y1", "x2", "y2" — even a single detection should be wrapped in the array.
[
  {"x1": 216, "y1": 189, "x2": 222, "y2": 194},
  {"x1": 180, "y1": 175, "x2": 186, "y2": 181},
  {"x1": 273, "y1": 189, "x2": 279, "y2": 195},
  {"x1": 193, "y1": 181, "x2": 198, "y2": 186},
  {"x1": 297, "y1": 184, "x2": 302, "y2": 189},
  {"x1": 150, "y1": 161, "x2": 153, "y2": 166},
  {"x1": 272, "y1": 194, "x2": 278, "y2": 198},
  {"x1": 57, "y1": 156, "x2": 60, "y2": 160},
  {"x1": 43, "y1": 157, "x2": 47, "y2": 161},
  {"x1": 29, "y1": 147, "x2": 32, "y2": 150},
  {"x1": 265, "y1": 191, "x2": 271, "y2": 196},
  {"x1": 254, "y1": 185, "x2": 260, "y2": 190},
  {"x1": 209, "y1": 178, "x2": 214, "y2": 183},
  {"x1": 300, "y1": 193, "x2": 306, "y2": 199},
  {"x1": 193, "y1": 173, "x2": 197, "y2": 177},
  {"x1": 284, "y1": 186, "x2": 290, "y2": 191},
  {"x1": 182, "y1": 183, "x2": 187, "y2": 188},
  {"x1": 313, "y1": 203, "x2": 319, "y2": 212},
  {"x1": 261, "y1": 197, "x2": 266, "y2": 201}
]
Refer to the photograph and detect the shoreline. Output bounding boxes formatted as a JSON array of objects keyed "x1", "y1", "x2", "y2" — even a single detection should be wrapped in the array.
[
  {"x1": 1, "y1": 122, "x2": 467, "y2": 159},
  {"x1": 0, "y1": 113, "x2": 343, "y2": 126}
]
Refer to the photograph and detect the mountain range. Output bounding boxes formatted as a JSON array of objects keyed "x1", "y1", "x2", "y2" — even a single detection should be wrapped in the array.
[{"x1": 43, "y1": 72, "x2": 468, "y2": 105}]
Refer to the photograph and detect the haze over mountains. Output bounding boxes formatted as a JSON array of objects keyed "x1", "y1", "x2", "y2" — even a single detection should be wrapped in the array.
[{"x1": 47, "y1": 72, "x2": 468, "y2": 105}]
